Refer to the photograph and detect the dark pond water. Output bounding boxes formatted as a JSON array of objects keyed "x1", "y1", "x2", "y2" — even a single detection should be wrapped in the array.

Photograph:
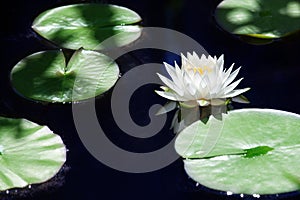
[{"x1": 1, "y1": 0, "x2": 300, "y2": 199}]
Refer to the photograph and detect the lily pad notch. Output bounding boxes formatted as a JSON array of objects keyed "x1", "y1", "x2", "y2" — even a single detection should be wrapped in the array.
[
  {"x1": 32, "y1": 3, "x2": 143, "y2": 50},
  {"x1": 11, "y1": 49, "x2": 120, "y2": 103},
  {"x1": 244, "y1": 145, "x2": 274, "y2": 158},
  {"x1": 175, "y1": 109, "x2": 300, "y2": 195}
]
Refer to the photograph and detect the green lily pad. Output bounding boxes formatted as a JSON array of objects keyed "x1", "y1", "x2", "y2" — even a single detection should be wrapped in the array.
[
  {"x1": 215, "y1": 0, "x2": 300, "y2": 40},
  {"x1": 0, "y1": 116, "x2": 66, "y2": 191},
  {"x1": 175, "y1": 109, "x2": 300, "y2": 195},
  {"x1": 11, "y1": 49, "x2": 119, "y2": 103},
  {"x1": 32, "y1": 4, "x2": 142, "y2": 50}
]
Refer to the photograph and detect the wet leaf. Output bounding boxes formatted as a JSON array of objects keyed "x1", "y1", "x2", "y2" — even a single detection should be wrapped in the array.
[
  {"x1": 215, "y1": 0, "x2": 300, "y2": 41},
  {"x1": 32, "y1": 4, "x2": 142, "y2": 50},
  {"x1": 175, "y1": 109, "x2": 300, "y2": 194},
  {"x1": 0, "y1": 117, "x2": 66, "y2": 191},
  {"x1": 11, "y1": 49, "x2": 119, "y2": 103}
]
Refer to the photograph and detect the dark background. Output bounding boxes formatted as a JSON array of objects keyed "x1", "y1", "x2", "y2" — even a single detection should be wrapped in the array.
[{"x1": 1, "y1": 0, "x2": 300, "y2": 199}]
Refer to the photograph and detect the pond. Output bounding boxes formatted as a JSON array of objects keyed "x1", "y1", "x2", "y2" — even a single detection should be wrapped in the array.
[{"x1": 1, "y1": 0, "x2": 300, "y2": 199}]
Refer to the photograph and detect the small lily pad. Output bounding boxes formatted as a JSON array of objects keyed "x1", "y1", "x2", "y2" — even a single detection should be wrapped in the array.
[
  {"x1": 215, "y1": 0, "x2": 300, "y2": 40},
  {"x1": 11, "y1": 49, "x2": 119, "y2": 103},
  {"x1": 0, "y1": 116, "x2": 66, "y2": 191},
  {"x1": 32, "y1": 3, "x2": 142, "y2": 50},
  {"x1": 175, "y1": 109, "x2": 300, "y2": 195}
]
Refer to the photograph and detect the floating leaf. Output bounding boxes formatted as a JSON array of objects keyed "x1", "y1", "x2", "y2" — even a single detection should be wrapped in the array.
[
  {"x1": 215, "y1": 0, "x2": 300, "y2": 40},
  {"x1": 175, "y1": 109, "x2": 300, "y2": 194},
  {"x1": 11, "y1": 49, "x2": 119, "y2": 103},
  {"x1": 32, "y1": 4, "x2": 142, "y2": 50},
  {"x1": 0, "y1": 116, "x2": 66, "y2": 191}
]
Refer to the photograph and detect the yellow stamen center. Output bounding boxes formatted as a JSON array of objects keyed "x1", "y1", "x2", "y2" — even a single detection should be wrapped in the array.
[{"x1": 192, "y1": 66, "x2": 212, "y2": 75}]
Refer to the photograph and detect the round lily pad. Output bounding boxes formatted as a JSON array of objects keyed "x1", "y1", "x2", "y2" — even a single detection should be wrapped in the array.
[
  {"x1": 32, "y1": 3, "x2": 142, "y2": 50},
  {"x1": 175, "y1": 109, "x2": 300, "y2": 195},
  {"x1": 0, "y1": 116, "x2": 66, "y2": 191},
  {"x1": 215, "y1": 0, "x2": 300, "y2": 39},
  {"x1": 11, "y1": 49, "x2": 119, "y2": 103}
]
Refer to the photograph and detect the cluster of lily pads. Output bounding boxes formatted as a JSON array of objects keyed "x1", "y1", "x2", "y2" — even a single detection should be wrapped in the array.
[
  {"x1": 2, "y1": 0, "x2": 300, "y2": 198},
  {"x1": 2, "y1": 3, "x2": 141, "y2": 193},
  {"x1": 11, "y1": 3, "x2": 142, "y2": 103}
]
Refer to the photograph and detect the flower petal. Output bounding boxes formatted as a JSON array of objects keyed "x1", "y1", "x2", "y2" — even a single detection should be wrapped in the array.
[
  {"x1": 155, "y1": 90, "x2": 184, "y2": 101},
  {"x1": 232, "y1": 95, "x2": 250, "y2": 104},
  {"x1": 192, "y1": 51, "x2": 201, "y2": 63},
  {"x1": 224, "y1": 88, "x2": 250, "y2": 98},
  {"x1": 157, "y1": 73, "x2": 184, "y2": 96},
  {"x1": 221, "y1": 63, "x2": 234, "y2": 83},
  {"x1": 223, "y1": 66, "x2": 241, "y2": 88},
  {"x1": 160, "y1": 86, "x2": 169, "y2": 91},
  {"x1": 224, "y1": 78, "x2": 244, "y2": 94},
  {"x1": 163, "y1": 62, "x2": 177, "y2": 78},
  {"x1": 163, "y1": 62, "x2": 184, "y2": 90}
]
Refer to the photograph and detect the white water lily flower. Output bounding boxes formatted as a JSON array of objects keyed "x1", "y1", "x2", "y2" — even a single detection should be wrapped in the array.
[{"x1": 156, "y1": 52, "x2": 250, "y2": 106}]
